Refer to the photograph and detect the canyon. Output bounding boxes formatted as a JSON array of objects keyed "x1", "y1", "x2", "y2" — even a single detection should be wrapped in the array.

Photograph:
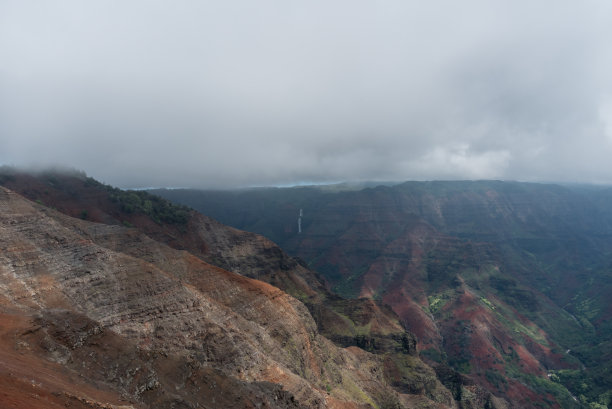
[
  {"x1": 2, "y1": 169, "x2": 611, "y2": 408},
  {"x1": 1, "y1": 169, "x2": 502, "y2": 409},
  {"x1": 154, "y1": 181, "x2": 612, "y2": 408}
]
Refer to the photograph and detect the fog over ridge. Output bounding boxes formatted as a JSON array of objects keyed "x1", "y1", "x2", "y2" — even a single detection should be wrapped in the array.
[{"x1": 2, "y1": 1, "x2": 612, "y2": 188}]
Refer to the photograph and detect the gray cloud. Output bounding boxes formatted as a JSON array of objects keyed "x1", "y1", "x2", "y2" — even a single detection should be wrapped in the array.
[{"x1": 2, "y1": 0, "x2": 612, "y2": 188}]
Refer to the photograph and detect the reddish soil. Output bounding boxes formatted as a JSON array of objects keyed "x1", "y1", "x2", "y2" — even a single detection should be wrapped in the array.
[{"x1": 0, "y1": 311, "x2": 138, "y2": 409}]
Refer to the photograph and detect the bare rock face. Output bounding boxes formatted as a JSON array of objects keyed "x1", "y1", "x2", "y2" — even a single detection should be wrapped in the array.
[
  {"x1": 0, "y1": 169, "x2": 414, "y2": 356},
  {"x1": 0, "y1": 169, "x2": 436, "y2": 395},
  {"x1": 0, "y1": 186, "x2": 454, "y2": 409}
]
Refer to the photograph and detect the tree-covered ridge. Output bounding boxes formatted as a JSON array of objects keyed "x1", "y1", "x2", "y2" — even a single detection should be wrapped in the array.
[
  {"x1": 106, "y1": 187, "x2": 190, "y2": 225},
  {"x1": 0, "y1": 166, "x2": 192, "y2": 225},
  {"x1": 80, "y1": 172, "x2": 191, "y2": 225}
]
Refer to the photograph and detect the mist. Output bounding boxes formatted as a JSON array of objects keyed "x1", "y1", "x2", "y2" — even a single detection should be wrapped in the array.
[{"x1": 2, "y1": 1, "x2": 612, "y2": 188}]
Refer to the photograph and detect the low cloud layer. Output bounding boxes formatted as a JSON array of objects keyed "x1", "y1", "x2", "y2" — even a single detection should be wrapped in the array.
[{"x1": 2, "y1": 1, "x2": 612, "y2": 188}]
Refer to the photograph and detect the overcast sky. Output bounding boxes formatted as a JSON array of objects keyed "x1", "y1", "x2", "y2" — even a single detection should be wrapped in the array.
[{"x1": 2, "y1": 1, "x2": 612, "y2": 188}]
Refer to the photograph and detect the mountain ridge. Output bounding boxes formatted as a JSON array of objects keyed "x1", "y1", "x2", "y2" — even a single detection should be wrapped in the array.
[
  {"x1": 1, "y1": 183, "x2": 445, "y2": 408},
  {"x1": 1, "y1": 168, "x2": 492, "y2": 408},
  {"x1": 152, "y1": 180, "x2": 612, "y2": 408}
]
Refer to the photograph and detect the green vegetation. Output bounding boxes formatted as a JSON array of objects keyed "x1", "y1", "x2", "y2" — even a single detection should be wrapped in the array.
[
  {"x1": 0, "y1": 167, "x2": 192, "y2": 226},
  {"x1": 308, "y1": 297, "x2": 418, "y2": 356},
  {"x1": 573, "y1": 296, "x2": 602, "y2": 322},
  {"x1": 427, "y1": 295, "x2": 446, "y2": 313},
  {"x1": 108, "y1": 189, "x2": 191, "y2": 225},
  {"x1": 518, "y1": 373, "x2": 579, "y2": 409},
  {"x1": 427, "y1": 290, "x2": 454, "y2": 314},
  {"x1": 497, "y1": 349, "x2": 581, "y2": 409},
  {"x1": 80, "y1": 175, "x2": 191, "y2": 225},
  {"x1": 489, "y1": 275, "x2": 539, "y2": 311},
  {"x1": 136, "y1": 178, "x2": 612, "y2": 407},
  {"x1": 448, "y1": 357, "x2": 471, "y2": 375},
  {"x1": 340, "y1": 375, "x2": 379, "y2": 408},
  {"x1": 480, "y1": 297, "x2": 495, "y2": 310},
  {"x1": 420, "y1": 348, "x2": 445, "y2": 363},
  {"x1": 383, "y1": 354, "x2": 447, "y2": 402},
  {"x1": 485, "y1": 369, "x2": 507, "y2": 391}
]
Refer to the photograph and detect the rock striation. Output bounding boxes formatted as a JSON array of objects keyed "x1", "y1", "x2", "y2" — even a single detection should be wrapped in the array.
[
  {"x1": 0, "y1": 183, "x2": 456, "y2": 409},
  {"x1": 0, "y1": 168, "x2": 423, "y2": 374}
]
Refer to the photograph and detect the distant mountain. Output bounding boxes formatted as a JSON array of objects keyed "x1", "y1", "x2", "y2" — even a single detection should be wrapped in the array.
[
  {"x1": 152, "y1": 180, "x2": 612, "y2": 408},
  {"x1": 1, "y1": 168, "x2": 491, "y2": 409}
]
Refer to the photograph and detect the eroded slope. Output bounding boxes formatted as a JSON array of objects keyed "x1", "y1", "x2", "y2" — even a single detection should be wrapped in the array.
[{"x1": 0, "y1": 185, "x2": 456, "y2": 409}]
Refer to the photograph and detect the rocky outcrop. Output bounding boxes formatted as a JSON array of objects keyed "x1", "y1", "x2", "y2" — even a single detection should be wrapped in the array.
[
  {"x1": 0, "y1": 168, "x2": 430, "y2": 393},
  {"x1": 0, "y1": 185, "x2": 455, "y2": 408}
]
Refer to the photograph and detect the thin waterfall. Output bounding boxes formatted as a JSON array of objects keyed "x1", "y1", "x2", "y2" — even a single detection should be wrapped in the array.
[{"x1": 298, "y1": 209, "x2": 303, "y2": 234}]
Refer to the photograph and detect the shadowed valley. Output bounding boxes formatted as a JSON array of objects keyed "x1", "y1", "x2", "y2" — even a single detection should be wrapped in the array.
[{"x1": 152, "y1": 181, "x2": 612, "y2": 408}]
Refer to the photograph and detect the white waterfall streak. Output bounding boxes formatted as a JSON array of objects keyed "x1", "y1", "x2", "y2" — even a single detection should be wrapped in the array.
[{"x1": 298, "y1": 209, "x2": 303, "y2": 234}]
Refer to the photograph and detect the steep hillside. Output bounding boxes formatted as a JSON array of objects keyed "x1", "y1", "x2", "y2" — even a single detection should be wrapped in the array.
[
  {"x1": 0, "y1": 184, "x2": 466, "y2": 409},
  {"x1": 153, "y1": 181, "x2": 612, "y2": 408},
  {"x1": 1, "y1": 168, "x2": 524, "y2": 408},
  {"x1": 0, "y1": 168, "x2": 426, "y2": 376}
]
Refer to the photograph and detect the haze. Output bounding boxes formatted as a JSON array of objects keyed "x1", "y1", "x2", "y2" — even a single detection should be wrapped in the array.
[{"x1": 2, "y1": 1, "x2": 612, "y2": 188}]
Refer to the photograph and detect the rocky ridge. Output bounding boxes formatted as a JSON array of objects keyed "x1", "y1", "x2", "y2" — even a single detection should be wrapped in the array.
[
  {"x1": 0, "y1": 169, "x2": 429, "y2": 380},
  {"x1": 0, "y1": 181, "x2": 460, "y2": 408}
]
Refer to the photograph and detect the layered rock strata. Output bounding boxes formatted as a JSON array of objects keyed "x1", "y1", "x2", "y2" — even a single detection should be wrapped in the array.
[{"x1": 0, "y1": 186, "x2": 454, "y2": 409}]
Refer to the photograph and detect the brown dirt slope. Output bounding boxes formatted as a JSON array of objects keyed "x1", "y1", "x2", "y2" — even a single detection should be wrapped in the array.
[
  {"x1": 0, "y1": 168, "x2": 423, "y2": 371},
  {"x1": 0, "y1": 185, "x2": 457, "y2": 409}
]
